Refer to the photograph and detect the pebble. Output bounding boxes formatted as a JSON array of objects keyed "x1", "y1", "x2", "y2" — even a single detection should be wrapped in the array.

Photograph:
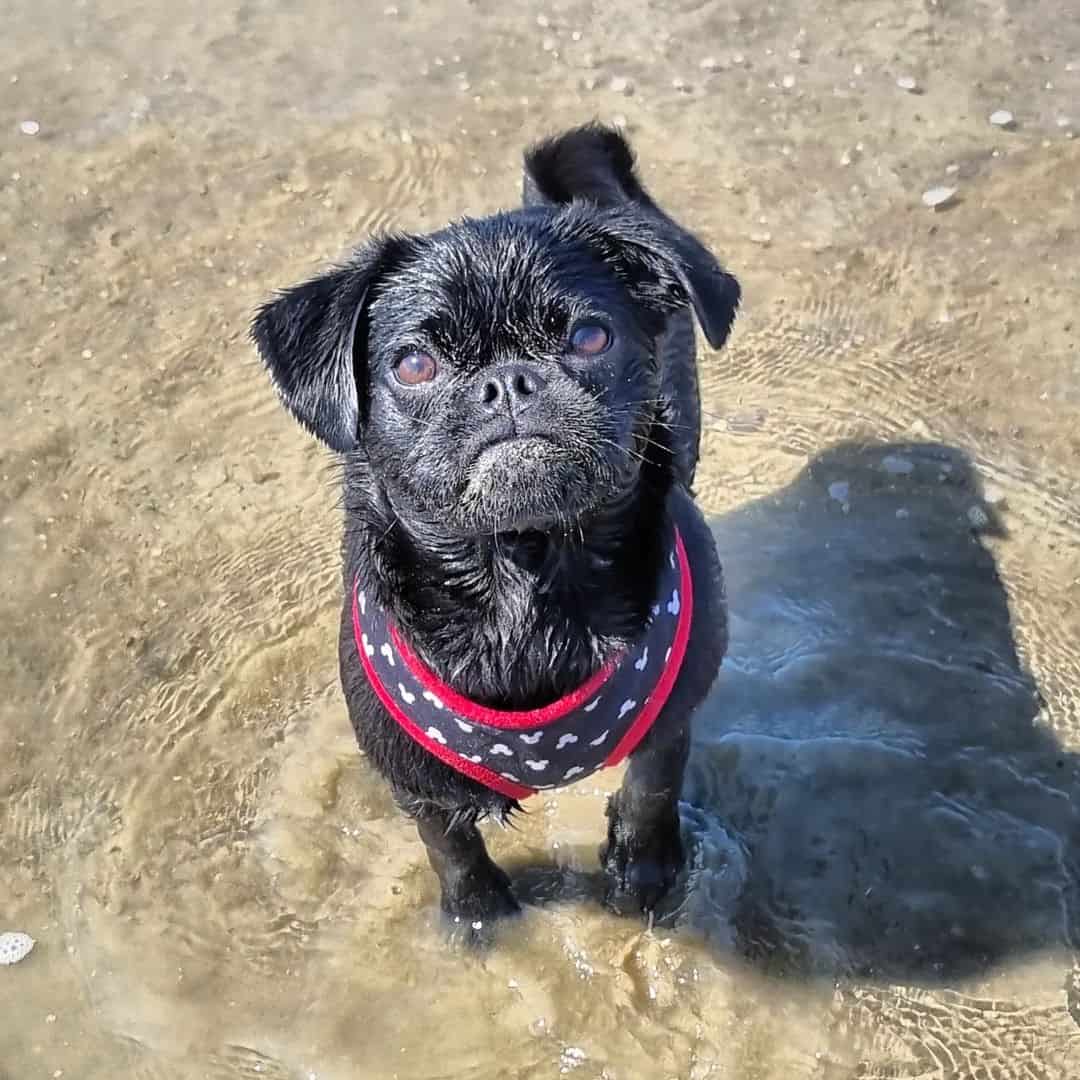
[
  {"x1": 881, "y1": 454, "x2": 915, "y2": 475},
  {"x1": 672, "y1": 77, "x2": 689, "y2": 92},
  {"x1": 749, "y1": 231, "x2": 772, "y2": 246},
  {"x1": 782, "y1": 74, "x2": 796, "y2": 89},
  {"x1": 921, "y1": 185, "x2": 958, "y2": 209},
  {"x1": 983, "y1": 484, "x2": 1007, "y2": 507},
  {"x1": 731, "y1": 52, "x2": 745, "y2": 65},
  {"x1": 967, "y1": 505, "x2": 990, "y2": 528},
  {"x1": 896, "y1": 75, "x2": 919, "y2": 92},
  {"x1": 699, "y1": 56, "x2": 722, "y2": 72},
  {"x1": 19, "y1": 119, "x2": 40, "y2": 136},
  {"x1": 0, "y1": 931, "x2": 35, "y2": 965},
  {"x1": 989, "y1": 109, "x2": 1015, "y2": 128},
  {"x1": 609, "y1": 76, "x2": 633, "y2": 95}
]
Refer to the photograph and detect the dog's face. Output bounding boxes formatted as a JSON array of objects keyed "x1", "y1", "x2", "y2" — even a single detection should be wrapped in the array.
[
  {"x1": 360, "y1": 212, "x2": 683, "y2": 534},
  {"x1": 253, "y1": 158, "x2": 738, "y2": 537}
]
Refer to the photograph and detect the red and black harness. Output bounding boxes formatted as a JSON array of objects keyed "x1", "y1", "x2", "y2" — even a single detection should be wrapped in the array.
[{"x1": 352, "y1": 527, "x2": 693, "y2": 800}]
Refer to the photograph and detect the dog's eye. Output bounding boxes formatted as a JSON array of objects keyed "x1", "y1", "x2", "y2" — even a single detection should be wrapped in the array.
[
  {"x1": 569, "y1": 323, "x2": 611, "y2": 356},
  {"x1": 395, "y1": 351, "x2": 437, "y2": 386}
]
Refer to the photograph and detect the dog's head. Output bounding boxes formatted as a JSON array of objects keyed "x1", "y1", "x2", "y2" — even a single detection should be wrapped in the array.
[{"x1": 252, "y1": 126, "x2": 739, "y2": 536}]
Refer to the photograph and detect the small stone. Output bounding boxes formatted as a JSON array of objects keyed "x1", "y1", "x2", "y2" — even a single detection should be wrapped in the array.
[
  {"x1": 989, "y1": 109, "x2": 1015, "y2": 128},
  {"x1": 782, "y1": 74, "x2": 796, "y2": 89},
  {"x1": 982, "y1": 484, "x2": 1007, "y2": 507},
  {"x1": 853, "y1": 62, "x2": 864, "y2": 76},
  {"x1": 699, "y1": 56, "x2": 722, "y2": 72},
  {"x1": 967, "y1": 505, "x2": 990, "y2": 528},
  {"x1": 896, "y1": 75, "x2": 919, "y2": 92},
  {"x1": 0, "y1": 932, "x2": 35, "y2": 965},
  {"x1": 399, "y1": 129, "x2": 413, "y2": 144},
  {"x1": 789, "y1": 48, "x2": 803, "y2": 61},
  {"x1": 921, "y1": 185, "x2": 958, "y2": 209},
  {"x1": 731, "y1": 52, "x2": 745, "y2": 65},
  {"x1": 881, "y1": 454, "x2": 915, "y2": 475},
  {"x1": 749, "y1": 231, "x2": 772, "y2": 246},
  {"x1": 536, "y1": 13, "x2": 550, "y2": 27},
  {"x1": 81, "y1": 348, "x2": 93, "y2": 359},
  {"x1": 609, "y1": 76, "x2": 633, "y2": 95},
  {"x1": 542, "y1": 36, "x2": 556, "y2": 52},
  {"x1": 611, "y1": 113, "x2": 628, "y2": 129},
  {"x1": 672, "y1": 77, "x2": 689, "y2": 92},
  {"x1": 19, "y1": 119, "x2": 40, "y2": 136}
]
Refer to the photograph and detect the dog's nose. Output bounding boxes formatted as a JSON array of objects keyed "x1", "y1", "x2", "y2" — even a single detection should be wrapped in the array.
[{"x1": 477, "y1": 364, "x2": 547, "y2": 415}]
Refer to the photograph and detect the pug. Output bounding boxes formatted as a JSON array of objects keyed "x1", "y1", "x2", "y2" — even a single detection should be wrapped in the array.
[{"x1": 252, "y1": 124, "x2": 739, "y2": 929}]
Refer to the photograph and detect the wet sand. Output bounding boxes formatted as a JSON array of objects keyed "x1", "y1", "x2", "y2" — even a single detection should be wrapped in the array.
[{"x1": 2, "y1": 1, "x2": 1079, "y2": 1077}]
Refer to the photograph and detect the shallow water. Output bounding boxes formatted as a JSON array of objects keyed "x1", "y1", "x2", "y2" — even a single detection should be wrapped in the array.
[{"x1": 2, "y1": 1, "x2": 1079, "y2": 1077}]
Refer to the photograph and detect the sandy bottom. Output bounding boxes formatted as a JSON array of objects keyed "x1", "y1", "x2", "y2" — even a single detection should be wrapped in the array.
[{"x1": 2, "y1": 1, "x2": 1079, "y2": 1077}]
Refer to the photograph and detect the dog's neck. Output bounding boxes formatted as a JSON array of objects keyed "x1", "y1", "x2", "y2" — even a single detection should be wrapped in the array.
[{"x1": 344, "y1": 438, "x2": 676, "y2": 711}]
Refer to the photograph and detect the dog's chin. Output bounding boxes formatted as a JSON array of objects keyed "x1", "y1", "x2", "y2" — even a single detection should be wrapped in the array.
[{"x1": 456, "y1": 436, "x2": 605, "y2": 536}]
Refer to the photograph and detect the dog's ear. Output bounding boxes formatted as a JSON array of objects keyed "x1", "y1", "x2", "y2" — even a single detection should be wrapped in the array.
[
  {"x1": 557, "y1": 203, "x2": 741, "y2": 351},
  {"x1": 526, "y1": 124, "x2": 740, "y2": 350},
  {"x1": 251, "y1": 236, "x2": 410, "y2": 452}
]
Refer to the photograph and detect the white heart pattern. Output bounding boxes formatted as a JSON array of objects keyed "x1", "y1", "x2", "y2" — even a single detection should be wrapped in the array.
[
  {"x1": 500, "y1": 773, "x2": 521, "y2": 783},
  {"x1": 618, "y1": 699, "x2": 637, "y2": 720},
  {"x1": 525, "y1": 759, "x2": 549, "y2": 771},
  {"x1": 584, "y1": 698, "x2": 601, "y2": 713},
  {"x1": 358, "y1": 590, "x2": 367, "y2": 616},
  {"x1": 361, "y1": 632, "x2": 375, "y2": 658},
  {"x1": 454, "y1": 718, "x2": 474, "y2": 733},
  {"x1": 490, "y1": 744, "x2": 513, "y2": 757},
  {"x1": 556, "y1": 733, "x2": 578, "y2": 750},
  {"x1": 634, "y1": 645, "x2": 649, "y2": 672},
  {"x1": 667, "y1": 589, "x2": 680, "y2": 616},
  {"x1": 651, "y1": 604, "x2": 660, "y2": 617},
  {"x1": 465, "y1": 754, "x2": 482, "y2": 763},
  {"x1": 519, "y1": 731, "x2": 542, "y2": 744},
  {"x1": 399, "y1": 683, "x2": 416, "y2": 705},
  {"x1": 563, "y1": 766, "x2": 585, "y2": 780},
  {"x1": 379, "y1": 642, "x2": 396, "y2": 667},
  {"x1": 422, "y1": 690, "x2": 444, "y2": 710},
  {"x1": 425, "y1": 726, "x2": 446, "y2": 745},
  {"x1": 669, "y1": 552, "x2": 677, "y2": 569},
  {"x1": 589, "y1": 729, "x2": 609, "y2": 747}
]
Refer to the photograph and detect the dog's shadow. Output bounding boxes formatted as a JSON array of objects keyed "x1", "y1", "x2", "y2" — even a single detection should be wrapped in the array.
[{"x1": 512, "y1": 440, "x2": 1080, "y2": 982}]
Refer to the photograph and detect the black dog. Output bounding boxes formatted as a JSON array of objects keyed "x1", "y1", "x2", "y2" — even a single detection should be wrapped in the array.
[{"x1": 252, "y1": 124, "x2": 739, "y2": 927}]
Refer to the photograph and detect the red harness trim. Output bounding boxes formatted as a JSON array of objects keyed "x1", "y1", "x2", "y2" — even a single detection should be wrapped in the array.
[
  {"x1": 352, "y1": 528, "x2": 694, "y2": 800},
  {"x1": 603, "y1": 530, "x2": 694, "y2": 766},
  {"x1": 389, "y1": 627, "x2": 618, "y2": 730}
]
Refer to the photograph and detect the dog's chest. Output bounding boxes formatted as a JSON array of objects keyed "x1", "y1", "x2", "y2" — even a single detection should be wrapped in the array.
[{"x1": 352, "y1": 531, "x2": 692, "y2": 798}]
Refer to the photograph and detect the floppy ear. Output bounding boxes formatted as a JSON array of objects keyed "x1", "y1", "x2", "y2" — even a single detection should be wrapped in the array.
[
  {"x1": 250, "y1": 236, "x2": 409, "y2": 452},
  {"x1": 555, "y1": 203, "x2": 741, "y2": 350},
  {"x1": 525, "y1": 123, "x2": 740, "y2": 350}
]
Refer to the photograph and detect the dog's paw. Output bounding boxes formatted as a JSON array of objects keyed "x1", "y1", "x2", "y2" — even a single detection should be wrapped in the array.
[
  {"x1": 600, "y1": 804, "x2": 685, "y2": 916},
  {"x1": 440, "y1": 860, "x2": 521, "y2": 945}
]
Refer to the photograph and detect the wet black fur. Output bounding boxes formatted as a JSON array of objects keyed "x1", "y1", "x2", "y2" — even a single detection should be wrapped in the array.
[{"x1": 252, "y1": 124, "x2": 739, "y2": 926}]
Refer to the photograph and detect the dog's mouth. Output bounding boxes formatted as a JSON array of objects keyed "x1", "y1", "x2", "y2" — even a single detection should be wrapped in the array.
[
  {"x1": 459, "y1": 433, "x2": 594, "y2": 533},
  {"x1": 471, "y1": 434, "x2": 558, "y2": 475}
]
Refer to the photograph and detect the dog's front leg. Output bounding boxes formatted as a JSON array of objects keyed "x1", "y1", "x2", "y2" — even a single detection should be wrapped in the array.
[
  {"x1": 415, "y1": 808, "x2": 521, "y2": 924},
  {"x1": 600, "y1": 720, "x2": 689, "y2": 914}
]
